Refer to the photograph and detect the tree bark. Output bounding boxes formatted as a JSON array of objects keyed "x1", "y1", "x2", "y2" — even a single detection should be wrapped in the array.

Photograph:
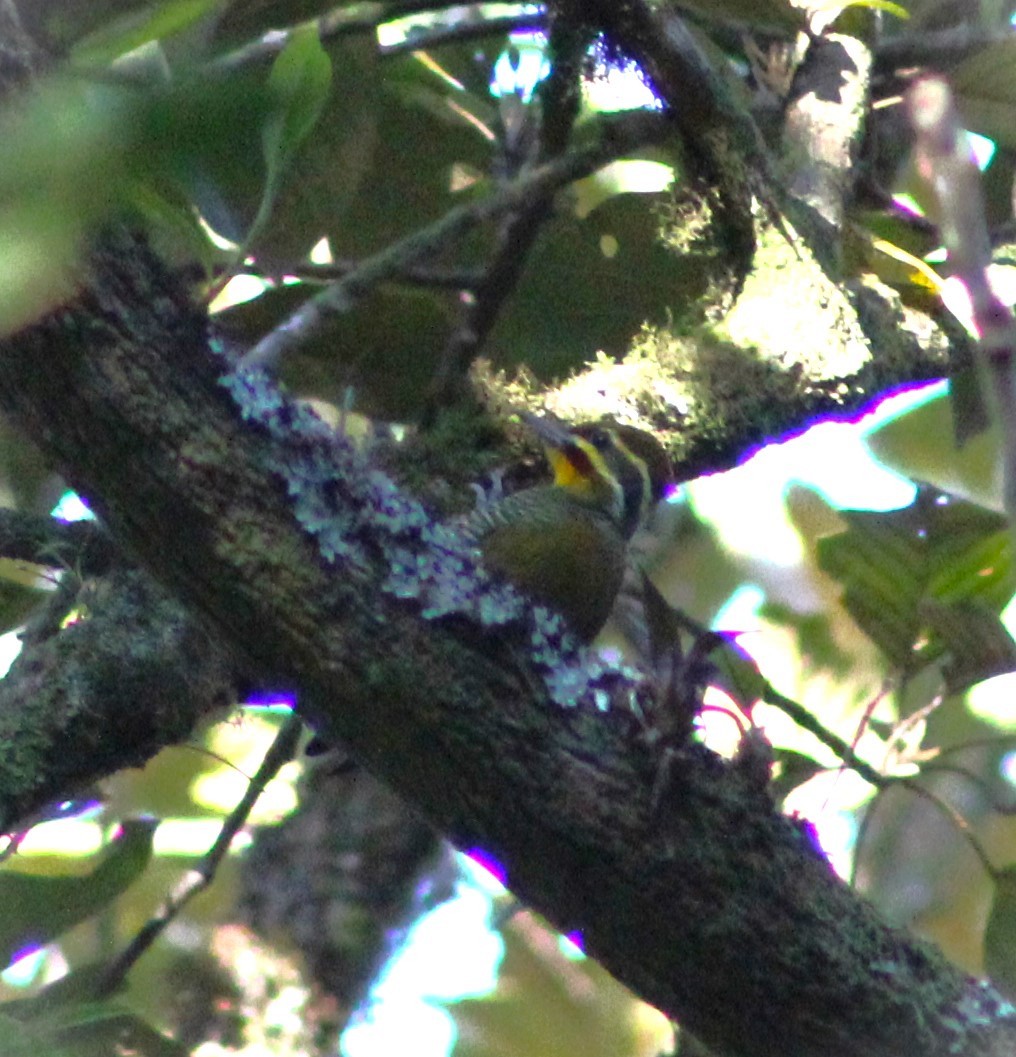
[{"x1": 0, "y1": 227, "x2": 1013, "y2": 1057}]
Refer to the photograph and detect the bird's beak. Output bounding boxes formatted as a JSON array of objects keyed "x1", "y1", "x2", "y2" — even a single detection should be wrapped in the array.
[
  {"x1": 519, "y1": 411, "x2": 573, "y2": 449},
  {"x1": 520, "y1": 412, "x2": 593, "y2": 488}
]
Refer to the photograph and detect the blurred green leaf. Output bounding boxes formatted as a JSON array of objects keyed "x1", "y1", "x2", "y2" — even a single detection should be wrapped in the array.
[
  {"x1": 454, "y1": 915, "x2": 670, "y2": 1057},
  {"x1": 211, "y1": 0, "x2": 359, "y2": 47},
  {"x1": 249, "y1": 25, "x2": 333, "y2": 247},
  {"x1": 0, "y1": 70, "x2": 270, "y2": 333},
  {"x1": 920, "y1": 599, "x2": 1016, "y2": 693},
  {"x1": 952, "y1": 40, "x2": 1016, "y2": 150},
  {"x1": 70, "y1": 0, "x2": 226, "y2": 65},
  {"x1": 332, "y1": 51, "x2": 495, "y2": 261},
  {"x1": 866, "y1": 391, "x2": 1001, "y2": 510},
  {"x1": 817, "y1": 487, "x2": 1014, "y2": 678},
  {"x1": 0, "y1": 1011, "x2": 69, "y2": 1057},
  {"x1": 709, "y1": 631, "x2": 769, "y2": 711},
  {"x1": 821, "y1": 0, "x2": 908, "y2": 15},
  {"x1": 3, "y1": 963, "x2": 115, "y2": 1020},
  {"x1": 2, "y1": 994, "x2": 187, "y2": 1057},
  {"x1": 21, "y1": 0, "x2": 159, "y2": 54},
  {"x1": 0, "y1": 819, "x2": 157, "y2": 970},
  {"x1": 984, "y1": 865, "x2": 1016, "y2": 998},
  {"x1": 759, "y1": 602, "x2": 856, "y2": 677},
  {"x1": 0, "y1": 560, "x2": 50, "y2": 637},
  {"x1": 53, "y1": 1008, "x2": 188, "y2": 1057}
]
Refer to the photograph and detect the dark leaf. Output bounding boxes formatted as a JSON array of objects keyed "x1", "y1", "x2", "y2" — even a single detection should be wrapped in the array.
[
  {"x1": 817, "y1": 487, "x2": 1012, "y2": 675},
  {"x1": 985, "y1": 865, "x2": 1016, "y2": 999}
]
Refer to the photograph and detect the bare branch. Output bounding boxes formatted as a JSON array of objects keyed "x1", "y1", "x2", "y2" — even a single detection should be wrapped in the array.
[
  {"x1": 906, "y1": 77, "x2": 1016, "y2": 524},
  {"x1": 241, "y1": 109, "x2": 673, "y2": 370},
  {"x1": 95, "y1": 714, "x2": 304, "y2": 999}
]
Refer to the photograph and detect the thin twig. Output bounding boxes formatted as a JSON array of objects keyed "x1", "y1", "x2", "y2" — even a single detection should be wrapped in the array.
[
  {"x1": 378, "y1": 12, "x2": 547, "y2": 57},
  {"x1": 421, "y1": 10, "x2": 589, "y2": 420},
  {"x1": 761, "y1": 684, "x2": 887, "y2": 788},
  {"x1": 241, "y1": 109, "x2": 673, "y2": 369},
  {"x1": 246, "y1": 259, "x2": 486, "y2": 290},
  {"x1": 210, "y1": 1, "x2": 537, "y2": 75},
  {"x1": 94, "y1": 713, "x2": 304, "y2": 999}
]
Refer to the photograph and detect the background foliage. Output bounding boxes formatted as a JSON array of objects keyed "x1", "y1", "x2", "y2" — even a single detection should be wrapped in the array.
[{"x1": 3, "y1": 0, "x2": 1016, "y2": 1055}]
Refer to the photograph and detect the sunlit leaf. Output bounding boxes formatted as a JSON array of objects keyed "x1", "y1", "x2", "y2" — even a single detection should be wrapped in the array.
[
  {"x1": 812, "y1": 0, "x2": 908, "y2": 17},
  {"x1": 865, "y1": 390, "x2": 1001, "y2": 510},
  {"x1": 709, "y1": 632, "x2": 769, "y2": 711},
  {"x1": 0, "y1": 819, "x2": 157, "y2": 969},
  {"x1": 760, "y1": 602, "x2": 856, "y2": 677},
  {"x1": 769, "y1": 749, "x2": 826, "y2": 805}
]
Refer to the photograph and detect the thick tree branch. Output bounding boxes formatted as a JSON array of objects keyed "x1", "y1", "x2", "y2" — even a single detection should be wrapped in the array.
[
  {"x1": 0, "y1": 565, "x2": 236, "y2": 831},
  {"x1": 0, "y1": 227, "x2": 1014, "y2": 1057}
]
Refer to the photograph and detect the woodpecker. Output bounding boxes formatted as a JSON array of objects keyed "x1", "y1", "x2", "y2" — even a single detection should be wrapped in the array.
[{"x1": 463, "y1": 414, "x2": 672, "y2": 642}]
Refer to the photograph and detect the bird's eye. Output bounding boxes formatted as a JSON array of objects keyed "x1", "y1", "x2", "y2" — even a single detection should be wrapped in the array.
[{"x1": 588, "y1": 429, "x2": 612, "y2": 451}]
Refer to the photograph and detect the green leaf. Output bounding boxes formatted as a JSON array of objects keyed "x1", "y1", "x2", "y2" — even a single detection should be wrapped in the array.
[
  {"x1": 2, "y1": 964, "x2": 115, "y2": 1020},
  {"x1": 708, "y1": 632, "x2": 769, "y2": 712},
  {"x1": 865, "y1": 389, "x2": 1000, "y2": 510},
  {"x1": 920, "y1": 599, "x2": 1016, "y2": 694},
  {"x1": 212, "y1": 0, "x2": 357, "y2": 48},
  {"x1": 951, "y1": 40, "x2": 1016, "y2": 151},
  {"x1": 250, "y1": 25, "x2": 333, "y2": 247},
  {"x1": 817, "y1": 487, "x2": 1014, "y2": 677},
  {"x1": 0, "y1": 1011, "x2": 71, "y2": 1057},
  {"x1": 818, "y1": 0, "x2": 908, "y2": 16},
  {"x1": 488, "y1": 189, "x2": 707, "y2": 380},
  {"x1": 769, "y1": 749, "x2": 825, "y2": 805},
  {"x1": 54, "y1": 1008, "x2": 189, "y2": 1057},
  {"x1": 2, "y1": 994, "x2": 187, "y2": 1057},
  {"x1": 759, "y1": 602, "x2": 855, "y2": 677},
  {"x1": 985, "y1": 865, "x2": 1016, "y2": 998},
  {"x1": 0, "y1": 562, "x2": 49, "y2": 637},
  {"x1": 0, "y1": 70, "x2": 271, "y2": 333},
  {"x1": 71, "y1": 0, "x2": 226, "y2": 65},
  {"x1": 0, "y1": 819, "x2": 157, "y2": 970},
  {"x1": 331, "y1": 51, "x2": 495, "y2": 260}
]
